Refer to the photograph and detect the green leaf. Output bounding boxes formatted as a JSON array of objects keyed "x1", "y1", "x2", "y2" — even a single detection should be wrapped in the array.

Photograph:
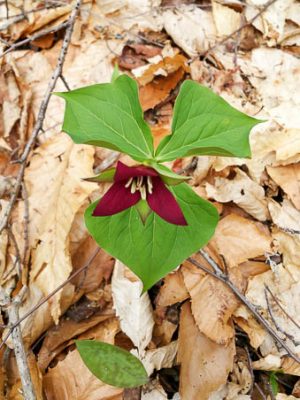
[
  {"x1": 111, "y1": 64, "x2": 120, "y2": 83},
  {"x1": 56, "y1": 75, "x2": 154, "y2": 162},
  {"x1": 85, "y1": 183, "x2": 219, "y2": 290},
  {"x1": 76, "y1": 340, "x2": 148, "y2": 388},
  {"x1": 155, "y1": 80, "x2": 262, "y2": 162},
  {"x1": 269, "y1": 372, "x2": 279, "y2": 396},
  {"x1": 147, "y1": 162, "x2": 190, "y2": 185},
  {"x1": 83, "y1": 168, "x2": 116, "y2": 183}
]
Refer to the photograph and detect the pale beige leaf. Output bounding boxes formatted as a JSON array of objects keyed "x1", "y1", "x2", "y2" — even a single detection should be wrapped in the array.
[
  {"x1": 206, "y1": 168, "x2": 269, "y2": 221},
  {"x1": 178, "y1": 302, "x2": 235, "y2": 400},
  {"x1": 43, "y1": 349, "x2": 123, "y2": 400},
  {"x1": 245, "y1": 0, "x2": 293, "y2": 42},
  {"x1": 211, "y1": 214, "x2": 271, "y2": 267},
  {"x1": 25, "y1": 133, "x2": 97, "y2": 321},
  {"x1": 133, "y1": 341, "x2": 178, "y2": 376},
  {"x1": 212, "y1": 1, "x2": 241, "y2": 36},
  {"x1": 273, "y1": 230, "x2": 300, "y2": 281},
  {"x1": 162, "y1": 5, "x2": 216, "y2": 57},
  {"x1": 267, "y1": 164, "x2": 300, "y2": 210},
  {"x1": 241, "y1": 49, "x2": 300, "y2": 128},
  {"x1": 112, "y1": 261, "x2": 154, "y2": 354},
  {"x1": 268, "y1": 200, "x2": 300, "y2": 232}
]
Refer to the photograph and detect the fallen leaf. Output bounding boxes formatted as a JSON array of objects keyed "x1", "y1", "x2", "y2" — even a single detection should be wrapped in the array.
[
  {"x1": 38, "y1": 312, "x2": 115, "y2": 371},
  {"x1": 162, "y1": 5, "x2": 216, "y2": 57},
  {"x1": 211, "y1": 214, "x2": 272, "y2": 267},
  {"x1": 268, "y1": 199, "x2": 300, "y2": 233},
  {"x1": 212, "y1": 1, "x2": 241, "y2": 36},
  {"x1": 155, "y1": 270, "x2": 189, "y2": 307},
  {"x1": 139, "y1": 68, "x2": 185, "y2": 111},
  {"x1": 112, "y1": 261, "x2": 155, "y2": 354},
  {"x1": 43, "y1": 348, "x2": 123, "y2": 400},
  {"x1": 25, "y1": 133, "x2": 97, "y2": 321},
  {"x1": 267, "y1": 164, "x2": 300, "y2": 210},
  {"x1": 181, "y1": 262, "x2": 243, "y2": 345},
  {"x1": 206, "y1": 168, "x2": 269, "y2": 221},
  {"x1": 178, "y1": 302, "x2": 235, "y2": 400}
]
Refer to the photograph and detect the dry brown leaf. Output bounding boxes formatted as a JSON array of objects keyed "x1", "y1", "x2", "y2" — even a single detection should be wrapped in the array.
[
  {"x1": 139, "y1": 68, "x2": 185, "y2": 111},
  {"x1": 8, "y1": 351, "x2": 43, "y2": 400},
  {"x1": 135, "y1": 54, "x2": 189, "y2": 86},
  {"x1": 206, "y1": 168, "x2": 269, "y2": 221},
  {"x1": 155, "y1": 270, "x2": 189, "y2": 307},
  {"x1": 43, "y1": 349, "x2": 123, "y2": 400},
  {"x1": 178, "y1": 302, "x2": 235, "y2": 400},
  {"x1": 38, "y1": 312, "x2": 114, "y2": 371},
  {"x1": 181, "y1": 262, "x2": 243, "y2": 345},
  {"x1": 267, "y1": 164, "x2": 300, "y2": 210},
  {"x1": 211, "y1": 214, "x2": 272, "y2": 268},
  {"x1": 71, "y1": 236, "x2": 114, "y2": 293},
  {"x1": 25, "y1": 133, "x2": 97, "y2": 321}
]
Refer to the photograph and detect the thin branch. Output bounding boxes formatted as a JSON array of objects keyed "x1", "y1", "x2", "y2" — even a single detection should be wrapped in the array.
[
  {"x1": 0, "y1": 247, "x2": 100, "y2": 351},
  {"x1": 0, "y1": 0, "x2": 82, "y2": 234},
  {"x1": 265, "y1": 285, "x2": 300, "y2": 330},
  {"x1": 188, "y1": 250, "x2": 300, "y2": 364},
  {"x1": 264, "y1": 288, "x2": 299, "y2": 345},
  {"x1": 0, "y1": 20, "x2": 70, "y2": 58},
  {"x1": 59, "y1": 74, "x2": 71, "y2": 91},
  {"x1": 0, "y1": 286, "x2": 36, "y2": 400}
]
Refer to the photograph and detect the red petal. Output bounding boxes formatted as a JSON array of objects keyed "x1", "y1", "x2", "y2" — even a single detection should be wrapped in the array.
[
  {"x1": 147, "y1": 178, "x2": 187, "y2": 226},
  {"x1": 114, "y1": 161, "x2": 158, "y2": 182},
  {"x1": 93, "y1": 182, "x2": 141, "y2": 216}
]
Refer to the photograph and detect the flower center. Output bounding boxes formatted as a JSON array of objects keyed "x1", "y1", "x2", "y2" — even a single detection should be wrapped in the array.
[{"x1": 125, "y1": 176, "x2": 153, "y2": 200}]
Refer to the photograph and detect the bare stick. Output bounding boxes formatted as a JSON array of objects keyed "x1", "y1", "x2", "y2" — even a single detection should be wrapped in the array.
[
  {"x1": 0, "y1": 20, "x2": 69, "y2": 58},
  {"x1": 188, "y1": 250, "x2": 300, "y2": 364},
  {"x1": 0, "y1": 287, "x2": 36, "y2": 400},
  {"x1": 0, "y1": 0, "x2": 82, "y2": 234},
  {"x1": 0, "y1": 247, "x2": 100, "y2": 351}
]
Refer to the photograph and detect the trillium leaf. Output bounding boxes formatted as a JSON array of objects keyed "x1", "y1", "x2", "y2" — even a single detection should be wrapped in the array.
[
  {"x1": 148, "y1": 162, "x2": 190, "y2": 185},
  {"x1": 76, "y1": 340, "x2": 148, "y2": 388},
  {"x1": 56, "y1": 75, "x2": 154, "y2": 162},
  {"x1": 155, "y1": 80, "x2": 263, "y2": 162},
  {"x1": 83, "y1": 168, "x2": 116, "y2": 183},
  {"x1": 85, "y1": 183, "x2": 219, "y2": 290}
]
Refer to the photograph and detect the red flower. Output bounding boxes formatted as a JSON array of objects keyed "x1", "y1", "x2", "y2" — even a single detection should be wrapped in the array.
[{"x1": 93, "y1": 161, "x2": 187, "y2": 226}]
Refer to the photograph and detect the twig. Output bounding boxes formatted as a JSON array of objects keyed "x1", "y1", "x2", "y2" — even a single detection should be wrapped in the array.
[
  {"x1": 202, "y1": 0, "x2": 278, "y2": 58},
  {"x1": 0, "y1": 247, "x2": 100, "y2": 351},
  {"x1": 0, "y1": 0, "x2": 82, "y2": 234},
  {"x1": 265, "y1": 285, "x2": 300, "y2": 330},
  {"x1": 59, "y1": 74, "x2": 71, "y2": 91},
  {"x1": 0, "y1": 286, "x2": 36, "y2": 400},
  {"x1": 0, "y1": 20, "x2": 70, "y2": 58},
  {"x1": 255, "y1": 383, "x2": 267, "y2": 400},
  {"x1": 188, "y1": 250, "x2": 300, "y2": 364},
  {"x1": 22, "y1": 181, "x2": 30, "y2": 278}
]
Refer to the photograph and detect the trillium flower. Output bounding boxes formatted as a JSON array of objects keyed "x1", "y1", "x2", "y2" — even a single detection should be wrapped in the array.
[{"x1": 93, "y1": 161, "x2": 187, "y2": 226}]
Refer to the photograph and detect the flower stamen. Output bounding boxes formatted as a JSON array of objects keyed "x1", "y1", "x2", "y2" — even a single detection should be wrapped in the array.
[{"x1": 125, "y1": 177, "x2": 133, "y2": 188}]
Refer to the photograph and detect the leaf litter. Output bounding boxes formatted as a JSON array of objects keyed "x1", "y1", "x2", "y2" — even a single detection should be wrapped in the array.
[{"x1": 1, "y1": 0, "x2": 300, "y2": 399}]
